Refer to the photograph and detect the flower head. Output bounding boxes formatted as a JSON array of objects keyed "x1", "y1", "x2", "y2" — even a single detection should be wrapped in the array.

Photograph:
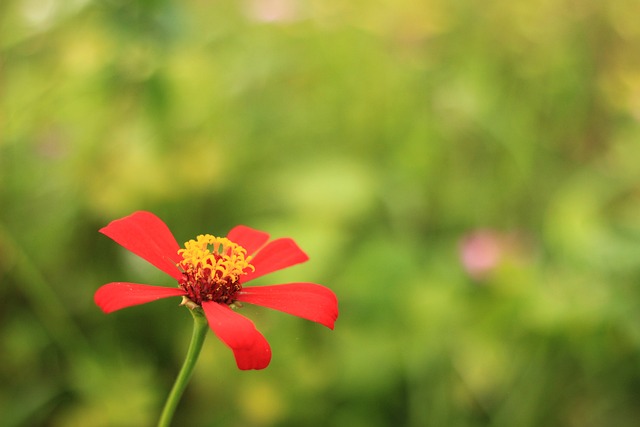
[
  {"x1": 178, "y1": 235, "x2": 254, "y2": 305},
  {"x1": 95, "y1": 211, "x2": 338, "y2": 370}
]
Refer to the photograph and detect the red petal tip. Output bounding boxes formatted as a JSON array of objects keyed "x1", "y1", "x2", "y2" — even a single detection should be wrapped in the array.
[
  {"x1": 201, "y1": 302, "x2": 272, "y2": 370},
  {"x1": 95, "y1": 282, "x2": 186, "y2": 313},
  {"x1": 237, "y1": 283, "x2": 338, "y2": 329},
  {"x1": 100, "y1": 211, "x2": 183, "y2": 281}
]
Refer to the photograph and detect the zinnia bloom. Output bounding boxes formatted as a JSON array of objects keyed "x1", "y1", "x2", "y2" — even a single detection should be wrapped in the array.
[{"x1": 95, "y1": 211, "x2": 338, "y2": 370}]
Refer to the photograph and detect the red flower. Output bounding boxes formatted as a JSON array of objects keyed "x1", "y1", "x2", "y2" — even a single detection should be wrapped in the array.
[{"x1": 94, "y1": 211, "x2": 338, "y2": 370}]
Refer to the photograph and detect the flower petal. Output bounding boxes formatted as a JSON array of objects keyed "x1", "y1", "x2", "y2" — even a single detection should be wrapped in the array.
[
  {"x1": 237, "y1": 283, "x2": 338, "y2": 329},
  {"x1": 241, "y1": 238, "x2": 309, "y2": 283},
  {"x1": 95, "y1": 282, "x2": 186, "y2": 313},
  {"x1": 100, "y1": 211, "x2": 183, "y2": 281},
  {"x1": 201, "y1": 301, "x2": 272, "y2": 370},
  {"x1": 226, "y1": 225, "x2": 270, "y2": 256}
]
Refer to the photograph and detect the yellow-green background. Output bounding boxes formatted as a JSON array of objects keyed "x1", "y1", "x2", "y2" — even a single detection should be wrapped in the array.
[{"x1": 3, "y1": 0, "x2": 640, "y2": 426}]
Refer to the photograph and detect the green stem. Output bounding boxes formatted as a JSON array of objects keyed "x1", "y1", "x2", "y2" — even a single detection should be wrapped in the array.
[{"x1": 158, "y1": 307, "x2": 209, "y2": 427}]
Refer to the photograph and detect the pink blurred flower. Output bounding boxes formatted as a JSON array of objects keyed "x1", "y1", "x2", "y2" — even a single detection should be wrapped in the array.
[
  {"x1": 245, "y1": 0, "x2": 301, "y2": 23},
  {"x1": 459, "y1": 230, "x2": 504, "y2": 280}
]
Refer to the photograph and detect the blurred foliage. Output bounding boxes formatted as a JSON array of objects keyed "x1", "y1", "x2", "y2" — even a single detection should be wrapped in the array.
[{"x1": 2, "y1": 0, "x2": 640, "y2": 426}]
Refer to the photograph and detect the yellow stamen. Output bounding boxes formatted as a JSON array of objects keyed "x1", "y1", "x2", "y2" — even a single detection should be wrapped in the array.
[{"x1": 178, "y1": 234, "x2": 254, "y2": 284}]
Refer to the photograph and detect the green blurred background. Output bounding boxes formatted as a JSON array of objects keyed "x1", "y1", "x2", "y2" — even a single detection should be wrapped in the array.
[{"x1": 3, "y1": 0, "x2": 640, "y2": 426}]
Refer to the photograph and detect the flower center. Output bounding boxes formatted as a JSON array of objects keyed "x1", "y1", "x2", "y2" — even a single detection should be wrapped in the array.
[{"x1": 177, "y1": 234, "x2": 254, "y2": 305}]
